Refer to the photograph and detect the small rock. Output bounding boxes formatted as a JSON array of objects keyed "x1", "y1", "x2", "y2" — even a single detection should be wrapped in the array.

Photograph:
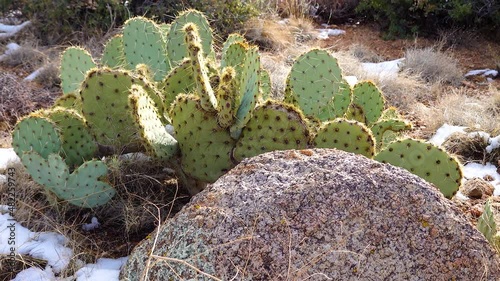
[{"x1": 462, "y1": 178, "x2": 495, "y2": 199}]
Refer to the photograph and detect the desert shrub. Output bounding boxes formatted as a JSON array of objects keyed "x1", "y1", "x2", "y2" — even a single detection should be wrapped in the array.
[
  {"x1": 311, "y1": 0, "x2": 361, "y2": 22},
  {"x1": 129, "y1": 0, "x2": 258, "y2": 37},
  {"x1": 402, "y1": 47, "x2": 463, "y2": 86},
  {"x1": 356, "y1": 0, "x2": 500, "y2": 39},
  {"x1": 1, "y1": 0, "x2": 128, "y2": 45}
]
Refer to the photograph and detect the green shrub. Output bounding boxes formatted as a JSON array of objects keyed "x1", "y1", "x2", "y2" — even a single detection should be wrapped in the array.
[
  {"x1": 356, "y1": 0, "x2": 500, "y2": 39},
  {"x1": 1, "y1": 0, "x2": 128, "y2": 45},
  {"x1": 129, "y1": 0, "x2": 258, "y2": 37}
]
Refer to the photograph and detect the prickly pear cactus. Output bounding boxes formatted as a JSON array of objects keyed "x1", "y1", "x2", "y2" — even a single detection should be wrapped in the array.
[
  {"x1": 478, "y1": 200, "x2": 497, "y2": 243},
  {"x1": 220, "y1": 41, "x2": 248, "y2": 72},
  {"x1": 21, "y1": 151, "x2": 115, "y2": 208},
  {"x1": 167, "y1": 9, "x2": 213, "y2": 66},
  {"x1": 285, "y1": 49, "x2": 350, "y2": 121},
  {"x1": 375, "y1": 139, "x2": 463, "y2": 198},
  {"x1": 170, "y1": 94, "x2": 235, "y2": 183},
  {"x1": 60, "y1": 47, "x2": 96, "y2": 95},
  {"x1": 233, "y1": 100, "x2": 311, "y2": 162},
  {"x1": 259, "y1": 68, "x2": 272, "y2": 101},
  {"x1": 347, "y1": 81, "x2": 385, "y2": 125},
  {"x1": 123, "y1": 17, "x2": 170, "y2": 81},
  {"x1": 12, "y1": 115, "x2": 61, "y2": 159},
  {"x1": 102, "y1": 35, "x2": 125, "y2": 68},
  {"x1": 42, "y1": 108, "x2": 97, "y2": 167},
  {"x1": 230, "y1": 46, "x2": 261, "y2": 139},
  {"x1": 221, "y1": 33, "x2": 246, "y2": 57},
  {"x1": 129, "y1": 85, "x2": 178, "y2": 161},
  {"x1": 313, "y1": 119, "x2": 376, "y2": 158},
  {"x1": 160, "y1": 58, "x2": 195, "y2": 107}
]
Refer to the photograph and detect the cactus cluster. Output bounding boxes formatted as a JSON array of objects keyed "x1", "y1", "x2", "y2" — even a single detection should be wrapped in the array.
[{"x1": 12, "y1": 9, "x2": 464, "y2": 208}]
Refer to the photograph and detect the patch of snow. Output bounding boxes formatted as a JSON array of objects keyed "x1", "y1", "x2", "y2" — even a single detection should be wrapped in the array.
[
  {"x1": 463, "y1": 163, "x2": 500, "y2": 195},
  {"x1": 0, "y1": 42, "x2": 20, "y2": 61},
  {"x1": 0, "y1": 212, "x2": 73, "y2": 273},
  {"x1": 11, "y1": 267, "x2": 55, "y2": 281},
  {"x1": 344, "y1": 76, "x2": 358, "y2": 87},
  {"x1": 75, "y1": 257, "x2": 128, "y2": 281},
  {"x1": 465, "y1": 69, "x2": 498, "y2": 78},
  {"x1": 317, "y1": 28, "x2": 345, "y2": 39},
  {"x1": 455, "y1": 191, "x2": 469, "y2": 201},
  {"x1": 0, "y1": 148, "x2": 20, "y2": 170},
  {"x1": 277, "y1": 19, "x2": 289, "y2": 25},
  {"x1": 165, "y1": 124, "x2": 175, "y2": 137},
  {"x1": 0, "y1": 21, "x2": 31, "y2": 39},
  {"x1": 361, "y1": 58, "x2": 404, "y2": 79},
  {"x1": 486, "y1": 135, "x2": 500, "y2": 153},
  {"x1": 24, "y1": 66, "x2": 44, "y2": 81},
  {"x1": 82, "y1": 217, "x2": 100, "y2": 231},
  {"x1": 428, "y1": 124, "x2": 467, "y2": 146}
]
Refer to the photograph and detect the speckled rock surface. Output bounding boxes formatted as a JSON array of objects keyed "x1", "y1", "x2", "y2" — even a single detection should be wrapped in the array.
[{"x1": 121, "y1": 149, "x2": 500, "y2": 280}]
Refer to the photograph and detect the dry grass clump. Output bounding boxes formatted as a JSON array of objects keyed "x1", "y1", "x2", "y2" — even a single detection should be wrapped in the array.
[
  {"x1": 243, "y1": 16, "x2": 317, "y2": 51},
  {"x1": 348, "y1": 44, "x2": 383, "y2": 63},
  {"x1": 402, "y1": 47, "x2": 463, "y2": 86},
  {"x1": 0, "y1": 71, "x2": 58, "y2": 125},
  {"x1": 415, "y1": 86, "x2": 500, "y2": 136},
  {"x1": 0, "y1": 45, "x2": 47, "y2": 72},
  {"x1": 33, "y1": 63, "x2": 61, "y2": 89},
  {"x1": 442, "y1": 132, "x2": 491, "y2": 164}
]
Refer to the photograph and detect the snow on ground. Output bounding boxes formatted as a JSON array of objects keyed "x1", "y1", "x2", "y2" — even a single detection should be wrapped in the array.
[
  {"x1": 0, "y1": 148, "x2": 20, "y2": 184},
  {"x1": 465, "y1": 69, "x2": 499, "y2": 82},
  {"x1": 361, "y1": 58, "x2": 405, "y2": 79},
  {"x1": 463, "y1": 163, "x2": 500, "y2": 196},
  {"x1": 429, "y1": 124, "x2": 467, "y2": 146},
  {"x1": 317, "y1": 28, "x2": 345, "y2": 39},
  {"x1": 0, "y1": 42, "x2": 20, "y2": 61},
  {"x1": 0, "y1": 209, "x2": 127, "y2": 280}
]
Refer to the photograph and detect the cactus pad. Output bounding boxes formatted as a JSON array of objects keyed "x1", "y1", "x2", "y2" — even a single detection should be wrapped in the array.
[
  {"x1": 60, "y1": 47, "x2": 96, "y2": 95},
  {"x1": 43, "y1": 108, "x2": 97, "y2": 167},
  {"x1": 222, "y1": 33, "x2": 246, "y2": 57},
  {"x1": 259, "y1": 68, "x2": 272, "y2": 101},
  {"x1": 233, "y1": 100, "x2": 311, "y2": 162},
  {"x1": 102, "y1": 35, "x2": 125, "y2": 68},
  {"x1": 167, "y1": 9, "x2": 213, "y2": 65},
  {"x1": 374, "y1": 139, "x2": 463, "y2": 198},
  {"x1": 12, "y1": 115, "x2": 61, "y2": 159},
  {"x1": 21, "y1": 151, "x2": 115, "y2": 208},
  {"x1": 285, "y1": 49, "x2": 345, "y2": 121},
  {"x1": 313, "y1": 118, "x2": 376, "y2": 158},
  {"x1": 160, "y1": 58, "x2": 195, "y2": 107},
  {"x1": 170, "y1": 94, "x2": 235, "y2": 182},
  {"x1": 317, "y1": 79, "x2": 352, "y2": 121},
  {"x1": 230, "y1": 46, "x2": 261, "y2": 139},
  {"x1": 129, "y1": 85, "x2": 178, "y2": 161},
  {"x1": 53, "y1": 93, "x2": 82, "y2": 113},
  {"x1": 184, "y1": 24, "x2": 217, "y2": 112},
  {"x1": 80, "y1": 69, "x2": 140, "y2": 147},
  {"x1": 216, "y1": 67, "x2": 237, "y2": 128},
  {"x1": 123, "y1": 17, "x2": 170, "y2": 81},
  {"x1": 348, "y1": 81, "x2": 385, "y2": 125},
  {"x1": 371, "y1": 118, "x2": 412, "y2": 149},
  {"x1": 220, "y1": 42, "x2": 248, "y2": 72}
]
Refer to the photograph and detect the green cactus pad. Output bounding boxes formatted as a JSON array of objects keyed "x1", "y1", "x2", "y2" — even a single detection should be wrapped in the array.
[
  {"x1": 371, "y1": 118, "x2": 412, "y2": 149},
  {"x1": 285, "y1": 49, "x2": 346, "y2": 121},
  {"x1": 80, "y1": 69, "x2": 140, "y2": 147},
  {"x1": 170, "y1": 94, "x2": 235, "y2": 183},
  {"x1": 220, "y1": 42, "x2": 248, "y2": 72},
  {"x1": 478, "y1": 200, "x2": 497, "y2": 243},
  {"x1": 259, "y1": 68, "x2": 272, "y2": 101},
  {"x1": 43, "y1": 108, "x2": 97, "y2": 167},
  {"x1": 221, "y1": 33, "x2": 246, "y2": 57},
  {"x1": 374, "y1": 139, "x2": 463, "y2": 198},
  {"x1": 317, "y1": 79, "x2": 352, "y2": 121},
  {"x1": 348, "y1": 81, "x2": 385, "y2": 125},
  {"x1": 184, "y1": 24, "x2": 217, "y2": 112},
  {"x1": 123, "y1": 17, "x2": 170, "y2": 81},
  {"x1": 53, "y1": 93, "x2": 82, "y2": 113},
  {"x1": 102, "y1": 35, "x2": 125, "y2": 68},
  {"x1": 230, "y1": 46, "x2": 261, "y2": 139},
  {"x1": 129, "y1": 85, "x2": 178, "y2": 161},
  {"x1": 60, "y1": 47, "x2": 96, "y2": 95},
  {"x1": 160, "y1": 58, "x2": 195, "y2": 107},
  {"x1": 233, "y1": 100, "x2": 311, "y2": 162},
  {"x1": 12, "y1": 115, "x2": 61, "y2": 159},
  {"x1": 21, "y1": 151, "x2": 115, "y2": 208},
  {"x1": 216, "y1": 67, "x2": 237, "y2": 128},
  {"x1": 167, "y1": 9, "x2": 213, "y2": 66},
  {"x1": 313, "y1": 118, "x2": 376, "y2": 158}
]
